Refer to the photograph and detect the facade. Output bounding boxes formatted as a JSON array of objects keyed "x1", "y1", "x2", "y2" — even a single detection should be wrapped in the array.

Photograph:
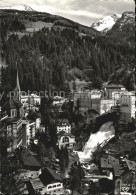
[
  {"x1": 4, "y1": 118, "x2": 24, "y2": 152},
  {"x1": 111, "y1": 91, "x2": 128, "y2": 105},
  {"x1": 99, "y1": 99, "x2": 115, "y2": 115},
  {"x1": 21, "y1": 94, "x2": 41, "y2": 112},
  {"x1": 22, "y1": 117, "x2": 41, "y2": 146},
  {"x1": 29, "y1": 179, "x2": 64, "y2": 195},
  {"x1": 120, "y1": 93, "x2": 135, "y2": 123},
  {"x1": 73, "y1": 92, "x2": 91, "y2": 109},
  {"x1": 103, "y1": 84, "x2": 126, "y2": 99},
  {"x1": 57, "y1": 119, "x2": 71, "y2": 134},
  {"x1": 31, "y1": 94, "x2": 41, "y2": 106},
  {"x1": 57, "y1": 131, "x2": 76, "y2": 149},
  {"x1": 90, "y1": 90, "x2": 102, "y2": 99},
  {"x1": 91, "y1": 99, "x2": 100, "y2": 113}
]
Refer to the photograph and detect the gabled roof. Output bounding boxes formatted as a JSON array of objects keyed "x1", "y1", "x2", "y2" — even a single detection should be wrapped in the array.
[
  {"x1": 46, "y1": 167, "x2": 62, "y2": 181},
  {"x1": 57, "y1": 119, "x2": 70, "y2": 127},
  {"x1": 103, "y1": 84, "x2": 125, "y2": 89},
  {"x1": 125, "y1": 160, "x2": 136, "y2": 171},
  {"x1": 57, "y1": 131, "x2": 75, "y2": 139},
  {"x1": 3, "y1": 97, "x2": 22, "y2": 110},
  {"x1": 100, "y1": 157, "x2": 112, "y2": 169},
  {"x1": 108, "y1": 156, "x2": 119, "y2": 166},
  {"x1": 30, "y1": 178, "x2": 44, "y2": 190},
  {"x1": 21, "y1": 149, "x2": 41, "y2": 168},
  {"x1": 100, "y1": 156, "x2": 119, "y2": 169},
  {"x1": 114, "y1": 165, "x2": 125, "y2": 177},
  {"x1": 39, "y1": 167, "x2": 62, "y2": 186}
]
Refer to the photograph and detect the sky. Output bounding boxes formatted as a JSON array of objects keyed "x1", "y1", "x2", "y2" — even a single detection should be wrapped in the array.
[{"x1": 0, "y1": 0, "x2": 135, "y2": 26}]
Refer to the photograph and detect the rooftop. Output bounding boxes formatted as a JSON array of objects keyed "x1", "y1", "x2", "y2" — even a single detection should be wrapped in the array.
[
  {"x1": 3, "y1": 97, "x2": 22, "y2": 110},
  {"x1": 30, "y1": 178, "x2": 44, "y2": 190},
  {"x1": 57, "y1": 119, "x2": 70, "y2": 127},
  {"x1": 125, "y1": 160, "x2": 136, "y2": 171},
  {"x1": 57, "y1": 131, "x2": 75, "y2": 139},
  {"x1": 39, "y1": 167, "x2": 62, "y2": 186},
  {"x1": 21, "y1": 149, "x2": 41, "y2": 168}
]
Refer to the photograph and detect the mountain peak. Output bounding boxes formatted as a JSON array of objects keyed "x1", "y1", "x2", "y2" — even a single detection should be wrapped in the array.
[
  {"x1": 107, "y1": 11, "x2": 135, "y2": 37},
  {"x1": 91, "y1": 14, "x2": 121, "y2": 32}
]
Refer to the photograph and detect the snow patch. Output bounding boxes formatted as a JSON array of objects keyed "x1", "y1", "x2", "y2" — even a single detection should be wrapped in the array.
[
  {"x1": 0, "y1": 4, "x2": 35, "y2": 12},
  {"x1": 91, "y1": 14, "x2": 121, "y2": 32}
]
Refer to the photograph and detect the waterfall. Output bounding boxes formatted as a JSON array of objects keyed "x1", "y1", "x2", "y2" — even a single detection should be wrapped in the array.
[{"x1": 78, "y1": 122, "x2": 115, "y2": 163}]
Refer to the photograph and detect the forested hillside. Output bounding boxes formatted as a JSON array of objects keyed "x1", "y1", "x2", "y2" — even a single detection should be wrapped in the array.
[{"x1": 0, "y1": 10, "x2": 135, "y2": 92}]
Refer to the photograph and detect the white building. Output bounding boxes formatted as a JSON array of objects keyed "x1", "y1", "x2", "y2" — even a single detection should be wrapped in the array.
[
  {"x1": 21, "y1": 94, "x2": 41, "y2": 107},
  {"x1": 31, "y1": 94, "x2": 41, "y2": 106},
  {"x1": 103, "y1": 84, "x2": 126, "y2": 99},
  {"x1": 29, "y1": 178, "x2": 63, "y2": 195},
  {"x1": 22, "y1": 118, "x2": 41, "y2": 146},
  {"x1": 27, "y1": 168, "x2": 64, "y2": 195},
  {"x1": 120, "y1": 92, "x2": 135, "y2": 123},
  {"x1": 57, "y1": 119, "x2": 71, "y2": 134},
  {"x1": 90, "y1": 90, "x2": 102, "y2": 99},
  {"x1": 57, "y1": 131, "x2": 76, "y2": 150}
]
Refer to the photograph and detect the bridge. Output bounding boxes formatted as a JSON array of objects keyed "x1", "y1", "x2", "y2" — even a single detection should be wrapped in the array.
[{"x1": 92, "y1": 111, "x2": 116, "y2": 133}]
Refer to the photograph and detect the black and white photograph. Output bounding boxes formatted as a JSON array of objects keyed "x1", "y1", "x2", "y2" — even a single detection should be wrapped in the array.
[{"x1": 0, "y1": 0, "x2": 135, "y2": 194}]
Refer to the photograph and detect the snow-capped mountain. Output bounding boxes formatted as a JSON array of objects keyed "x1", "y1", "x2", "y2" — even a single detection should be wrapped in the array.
[
  {"x1": 0, "y1": 4, "x2": 35, "y2": 12},
  {"x1": 91, "y1": 14, "x2": 121, "y2": 32},
  {"x1": 114, "y1": 11, "x2": 135, "y2": 30},
  {"x1": 107, "y1": 12, "x2": 135, "y2": 37}
]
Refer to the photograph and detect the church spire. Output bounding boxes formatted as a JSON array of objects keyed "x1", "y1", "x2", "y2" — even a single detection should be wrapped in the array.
[
  {"x1": 14, "y1": 69, "x2": 21, "y2": 101},
  {"x1": 16, "y1": 69, "x2": 21, "y2": 92}
]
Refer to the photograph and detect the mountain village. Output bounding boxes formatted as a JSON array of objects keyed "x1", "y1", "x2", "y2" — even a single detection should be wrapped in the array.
[
  {"x1": 0, "y1": 68, "x2": 135, "y2": 195},
  {"x1": 0, "y1": 4, "x2": 135, "y2": 195}
]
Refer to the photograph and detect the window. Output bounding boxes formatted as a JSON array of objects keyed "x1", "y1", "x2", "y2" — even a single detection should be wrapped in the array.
[
  {"x1": 53, "y1": 185, "x2": 56, "y2": 188},
  {"x1": 11, "y1": 109, "x2": 16, "y2": 117},
  {"x1": 62, "y1": 137, "x2": 69, "y2": 143}
]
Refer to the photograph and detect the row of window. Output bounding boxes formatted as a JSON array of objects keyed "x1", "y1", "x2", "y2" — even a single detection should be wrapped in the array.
[{"x1": 48, "y1": 184, "x2": 62, "y2": 190}]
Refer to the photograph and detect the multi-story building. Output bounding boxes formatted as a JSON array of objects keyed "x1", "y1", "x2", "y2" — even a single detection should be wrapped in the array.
[
  {"x1": 22, "y1": 118, "x2": 41, "y2": 146},
  {"x1": 20, "y1": 93, "x2": 41, "y2": 115},
  {"x1": 102, "y1": 84, "x2": 126, "y2": 99},
  {"x1": 120, "y1": 92, "x2": 135, "y2": 123},
  {"x1": 74, "y1": 90, "x2": 101, "y2": 109},
  {"x1": 1, "y1": 117, "x2": 26, "y2": 153}
]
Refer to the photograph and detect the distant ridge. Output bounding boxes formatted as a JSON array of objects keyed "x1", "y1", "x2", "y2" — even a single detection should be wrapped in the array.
[{"x1": 0, "y1": 4, "x2": 35, "y2": 12}]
